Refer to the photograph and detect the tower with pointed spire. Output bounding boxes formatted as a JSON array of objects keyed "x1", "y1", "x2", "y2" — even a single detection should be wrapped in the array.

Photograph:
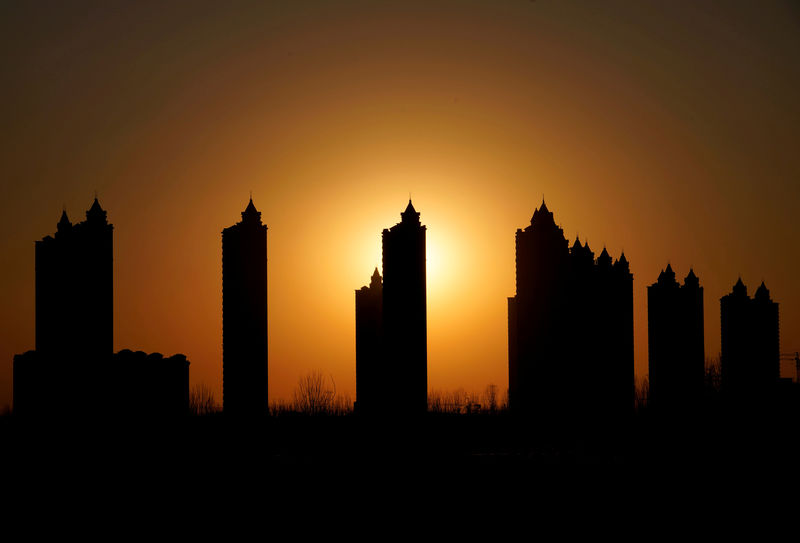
[
  {"x1": 381, "y1": 199, "x2": 427, "y2": 414},
  {"x1": 222, "y1": 197, "x2": 268, "y2": 416},
  {"x1": 14, "y1": 198, "x2": 114, "y2": 414},
  {"x1": 508, "y1": 200, "x2": 633, "y2": 421},
  {"x1": 355, "y1": 200, "x2": 427, "y2": 415},
  {"x1": 647, "y1": 265, "x2": 705, "y2": 415},
  {"x1": 34, "y1": 197, "x2": 113, "y2": 360},
  {"x1": 720, "y1": 278, "x2": 780, "y2": 405},
  {"x1": 14, "y1": 197, "x2": 191, "y2": 417}
]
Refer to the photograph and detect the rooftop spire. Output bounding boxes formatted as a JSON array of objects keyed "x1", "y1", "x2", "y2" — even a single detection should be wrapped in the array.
[
  {"x1": 401, "y1": 199, "x2": 421, "y2": 225},
  {"x1": 755, "y1": 280, "x2": 771, "y2": 301},
  {"x1": 86, "y1": 196, "x2": 107, "y2": 223},
  {"x1": 732, "y1": 277, "x2": 747, "y2": 297},
  {"x1": 57, "y1": 208, "x2": 71, "y2": 233},
  {"x1": 241, "y1": 197, "x2": 262, "y2": 223},
  {"x1": 684, "y1": 268, "x2": 699, "y2": 288},
  {"x1": 370, "y1": 267, "x2": 382, "y2": 289},
  {"x1": 530, "y1": 199, "x2": 555, "y2": 228},
  {"x1": 597, "y1": 247, "x2": 612, "y2": 268},
  {"x1": 657, "y1": 263, "x2": 677, "y2": 285}
]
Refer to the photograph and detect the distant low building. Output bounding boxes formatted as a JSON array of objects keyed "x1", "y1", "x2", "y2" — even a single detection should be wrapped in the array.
[
  {"x1": 14, "y1": 350, "x2": 189, "y2": 417},
  {"x1": 355, "y1": 268, "x2": 383, "y2": 413}
]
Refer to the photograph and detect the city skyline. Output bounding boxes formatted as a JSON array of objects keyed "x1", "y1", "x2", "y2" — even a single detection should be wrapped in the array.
[{"x1": 1, "y1": 2, "x2": 799, "y2": 410}]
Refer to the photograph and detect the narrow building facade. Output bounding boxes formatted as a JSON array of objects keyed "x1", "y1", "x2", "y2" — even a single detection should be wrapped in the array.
[{"x1": 222, "y1": 198, "x2": 268, "y2": 415}]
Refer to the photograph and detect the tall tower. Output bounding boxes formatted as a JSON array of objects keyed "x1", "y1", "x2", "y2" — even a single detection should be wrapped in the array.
[
  {"x1": 222, "y1": 198, "x2": 268, "y2": 415},
  {"x1": 647, "y1": 265, "x2": 705, "y2": 414},
  {"x1": 35, "y1": 197, "x2": 113, "y2": 361},
  {"x1": 355, "y1": 268, "x2": 383, "y2": 413},
  {"x1": 381, "y1": 200, "x2": 427, "y2": 414},
  {"x1": 508, "y1": 200, "x2": 570, "y2": 416},
  {"x1": 16, "y1": 198, "x2": 113, "y2": 414}
]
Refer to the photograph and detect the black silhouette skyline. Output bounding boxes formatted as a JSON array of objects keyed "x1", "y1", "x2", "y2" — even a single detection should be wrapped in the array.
[{"x1": 5, "y1": 196, "x2": 796, "y2": 426}]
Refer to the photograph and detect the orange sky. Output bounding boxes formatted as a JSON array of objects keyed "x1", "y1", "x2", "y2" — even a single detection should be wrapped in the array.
[{"x1": 1, "y1": 1, "x2": 799, "y2": 410}]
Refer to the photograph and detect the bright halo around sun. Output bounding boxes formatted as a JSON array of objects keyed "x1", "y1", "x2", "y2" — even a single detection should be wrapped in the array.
[
  {"x1": 425, "y1": 227, "x2": 460, "y2": 306},
  {"x1": 426, "y1": 235, "x2": 443, "y2": 288}
]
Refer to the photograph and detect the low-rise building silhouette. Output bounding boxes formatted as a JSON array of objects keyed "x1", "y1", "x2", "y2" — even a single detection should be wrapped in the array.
[
  {"x1": 720, "y1": 279, "x2": 780, "y2": 406},
  {"x1": 222, "y1": 198, "x2": 268, "y2": 416},
  {"x1": 356, "y1": 200, "x2": 427, "y2": 415},
  {"x1": 13, "y1": 199, "x2": 190, "y2": 417},
  {"x1": 507, "y1": 201, "x2": 633, "y2": 421},
  {"x1": 355, "y1": 268, "x2": 383, "y2": 413},
  {"x1": 647, "y1": 265, "x2": 705, "y2": 415}
]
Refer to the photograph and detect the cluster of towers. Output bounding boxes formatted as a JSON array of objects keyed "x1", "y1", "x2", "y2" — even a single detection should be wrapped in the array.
[
  {"x1": 13, "y1": 198, "x2": 189, "y2": 417},
  {"x1": 13, "y1": 196, "x2": 786, "y2": 419},
  {"x1": 507, "y1": 201, "x2": 634, "y2": 421},
  {"x1": 647, "y1": 266, "x2": 782, "y2": 415}
]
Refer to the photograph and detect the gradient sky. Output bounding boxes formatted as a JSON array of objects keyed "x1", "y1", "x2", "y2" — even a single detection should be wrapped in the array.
[{"x1": 2, "y1": 1, "x2": 799, "y2": 410}]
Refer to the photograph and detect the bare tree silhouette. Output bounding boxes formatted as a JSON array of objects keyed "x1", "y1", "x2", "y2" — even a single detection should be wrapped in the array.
[{"x1": 293, "y1": 371, "x2": 337, "y2": 415}]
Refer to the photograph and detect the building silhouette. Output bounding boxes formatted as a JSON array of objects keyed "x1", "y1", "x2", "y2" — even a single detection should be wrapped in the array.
[
  {"x1": 222, "y1": 198, "x2": 268, "y2": 416},
  {"x1": 36, "y1": 199, "x2": 113, "y2": 361},
  {"x1": 356, "y1": 200, "x2": 427, "y2": 415},
  {"x1": 720, "y1": 279, "x2": 780, "y2": 406},
  {"x1": 355, "y1": 268, "x2": 383, "y2": 413},
  {"x1": 507, "y1": 201, "x2": 633, "y2": 421},
  {"x1": 647, "y1": 265, "x2": 705, "y2": 415},
  {"x1": 14, "y1": 198, "x2": 189, "y2": 417}
]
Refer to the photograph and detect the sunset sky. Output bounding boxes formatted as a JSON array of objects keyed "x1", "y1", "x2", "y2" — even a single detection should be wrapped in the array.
[{"x1": 2, "y1": 1, "x2": 799, "y2": 410}]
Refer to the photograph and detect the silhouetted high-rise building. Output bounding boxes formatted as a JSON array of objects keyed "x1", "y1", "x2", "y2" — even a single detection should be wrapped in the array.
[
  {"x1": 14, "y1": 198, "x2": 189, "y2": 417},
  {"x1": 647, "y1": 265, "x2": 705, "y2": 414},
  {"x1": 222, "y1": 198, "x2": 268, "y2": 415},
  {"x1": 355, "y1": 200, "x2": 427, "y2": 415},
  {"x1": 383, "y1": 200, "x2": 427, "y2": 413},
  {"x1": 508, "y1": 201, "x2": 633, "y2": 421},
  {"x1": 720, "y1": 279, "x2": 780, "y2": 405},
  {"x1": 355, "y1": 268, "x2": 383, "y2": 413},
  {"x1": 36, "y1": 198, "x2": 113, "y2": 360}
]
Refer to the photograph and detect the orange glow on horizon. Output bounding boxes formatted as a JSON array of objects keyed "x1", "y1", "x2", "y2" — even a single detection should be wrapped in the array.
[{"x1": 1, "y1": 2, "x2": 799, "y2": 411}]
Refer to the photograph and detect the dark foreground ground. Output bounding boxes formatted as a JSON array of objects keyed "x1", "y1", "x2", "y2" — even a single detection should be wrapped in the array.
[
  {"x1": 2, "y1": 410, "x2": 799, "y2": 529},
  {"x1": 3, "y1": 408, "x2": 798, "y2": 475}
]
